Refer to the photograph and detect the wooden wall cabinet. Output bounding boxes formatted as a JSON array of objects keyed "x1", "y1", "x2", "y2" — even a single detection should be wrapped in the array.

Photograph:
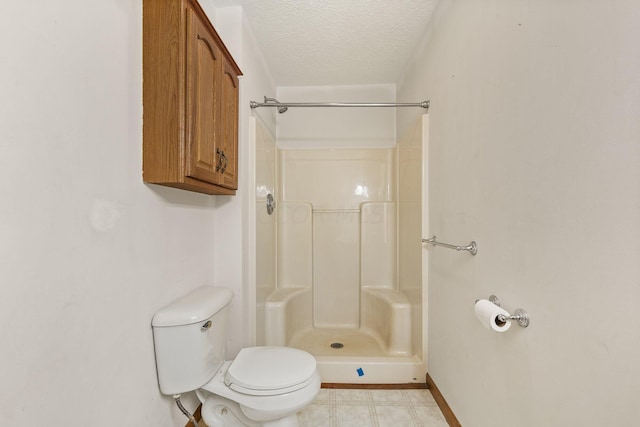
[{"x1": 143, "y1": 0, "x2": 242, "y2": 195}]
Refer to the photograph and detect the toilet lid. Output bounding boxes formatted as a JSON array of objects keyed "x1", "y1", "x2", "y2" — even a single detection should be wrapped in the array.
[{"x1": 225, "y1": 347, "x2": 317, "y2": 395}]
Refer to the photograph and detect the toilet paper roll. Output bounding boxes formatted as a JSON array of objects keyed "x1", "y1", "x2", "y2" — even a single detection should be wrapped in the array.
[{"x1": 474, "y1": 299, "x2": 512, "y2": 332}]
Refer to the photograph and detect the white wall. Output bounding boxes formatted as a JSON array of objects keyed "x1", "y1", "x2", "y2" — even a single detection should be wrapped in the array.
[
  {"x1": 0, "y1": 1, "x2": 273, "y2": 425},
  {"x1": 210, "y1": 7, "x2": 279, "y2": 350},
  {"x1": 205, "y1": 4, "x2": 276, "y2": 357},
  {"x1": 398, "y1": 0, "x2": 640, "y2": 425}
]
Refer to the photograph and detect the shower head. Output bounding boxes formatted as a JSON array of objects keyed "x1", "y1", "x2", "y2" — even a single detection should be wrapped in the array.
[{"x1": 264, "y1": 96, "x2": 288, "y2": 114}]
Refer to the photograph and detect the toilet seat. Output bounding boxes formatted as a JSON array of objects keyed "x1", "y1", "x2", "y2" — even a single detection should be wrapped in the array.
[{"x1": 225, "y1": 346, "x2": 317, "y2": 396}]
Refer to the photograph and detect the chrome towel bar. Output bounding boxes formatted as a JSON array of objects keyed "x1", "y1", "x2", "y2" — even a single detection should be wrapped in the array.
[{"x1": 422, "y1": 235, "x2": 478, "y2": 256}]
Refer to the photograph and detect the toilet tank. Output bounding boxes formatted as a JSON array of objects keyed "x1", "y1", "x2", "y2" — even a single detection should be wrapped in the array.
[{"x1": 152, "y1": 286, "x2": 233, "y2": 395}]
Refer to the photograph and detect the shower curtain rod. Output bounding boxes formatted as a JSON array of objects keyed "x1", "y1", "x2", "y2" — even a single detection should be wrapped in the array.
[{"x1": 249, "y1": 96, "x2": 429, "y2": 114}]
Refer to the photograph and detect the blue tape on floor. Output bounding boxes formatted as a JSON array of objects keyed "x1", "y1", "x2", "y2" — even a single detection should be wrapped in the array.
[{"x1": 356, "y1": 368, "x2": 364, "y2": 377}]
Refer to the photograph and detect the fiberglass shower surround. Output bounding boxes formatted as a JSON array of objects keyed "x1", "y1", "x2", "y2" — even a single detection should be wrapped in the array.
[
  {"x1": 265, "y1": 148, "x2": 419, "y2": 383},
  {"x1": 254, "y1": 102, "x2": 429, "y2": 383}
]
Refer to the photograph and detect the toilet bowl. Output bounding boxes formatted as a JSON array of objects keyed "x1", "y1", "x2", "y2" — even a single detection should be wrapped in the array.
[
  {"x1": 151, "y1": 286, "x2": 320, "y2": 427},
  {"x1": 197, "y1": 347, "x2": 321, "y2": 426}
]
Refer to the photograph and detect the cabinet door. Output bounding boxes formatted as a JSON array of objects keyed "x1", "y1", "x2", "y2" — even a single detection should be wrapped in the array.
[
  {"x1": 185, "y1": 7, "x2": 220, "y2": 184},
  {"x1": 217, "y1": 58, "x2": 240, "y2": 189}
]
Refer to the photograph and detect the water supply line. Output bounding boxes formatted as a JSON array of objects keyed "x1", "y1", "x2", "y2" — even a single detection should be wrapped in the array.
[{"x1": 174, "y1": 394, "x2": 199, "y2": 427}]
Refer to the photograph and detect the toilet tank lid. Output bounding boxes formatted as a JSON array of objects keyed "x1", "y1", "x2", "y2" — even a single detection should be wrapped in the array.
[{"x1": 152, "y1": 286, "x2": 233, "y2": 327}]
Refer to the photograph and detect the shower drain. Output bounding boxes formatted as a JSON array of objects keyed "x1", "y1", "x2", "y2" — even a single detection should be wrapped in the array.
[{"x1": 330, "y1": 342, "x2": 344, "y2": 349}]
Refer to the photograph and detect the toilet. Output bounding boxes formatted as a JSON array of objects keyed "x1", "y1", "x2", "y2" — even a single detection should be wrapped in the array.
[{"x1": 152, "y1": 286, "x2": 321, "y2": 427}]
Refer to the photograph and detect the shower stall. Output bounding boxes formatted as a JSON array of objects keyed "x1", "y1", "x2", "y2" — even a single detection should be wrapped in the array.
[{"x1": 254, "y1": 86, "x2": 427, "y2": 384}]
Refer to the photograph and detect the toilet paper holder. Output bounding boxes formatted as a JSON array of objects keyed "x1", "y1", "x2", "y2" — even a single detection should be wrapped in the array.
[{"x1": 481, "y1": 295, "x2": 530, "y2": 328}]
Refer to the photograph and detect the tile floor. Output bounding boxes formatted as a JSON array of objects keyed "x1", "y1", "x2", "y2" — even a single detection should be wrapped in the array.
[
  {"x1": 298, "y1": 388, "x2": 448, "y2": 427},
  {"x1": 196, "y1": 388, "x2": 448, "y2": 427}
]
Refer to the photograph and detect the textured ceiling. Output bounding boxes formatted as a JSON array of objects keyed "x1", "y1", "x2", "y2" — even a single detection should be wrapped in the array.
[{"x1": 211, "y1": 0, "x2": 439, "y2": 86}]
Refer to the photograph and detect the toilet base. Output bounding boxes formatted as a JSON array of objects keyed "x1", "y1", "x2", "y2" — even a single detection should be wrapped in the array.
[{"x1": 200, "y1": 395, "x2": 300, "y2": 427}]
